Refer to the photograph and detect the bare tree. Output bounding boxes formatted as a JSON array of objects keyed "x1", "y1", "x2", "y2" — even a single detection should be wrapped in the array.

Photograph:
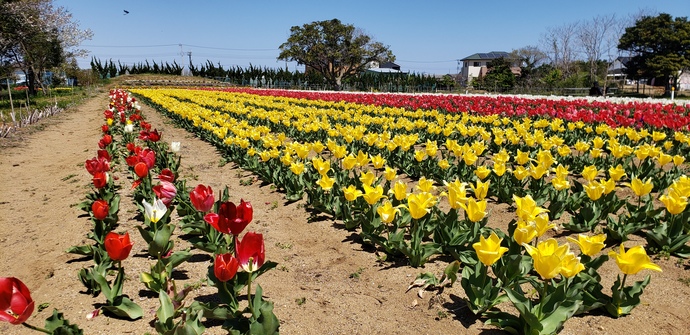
[
  {"x1": 540, "y1": 22, "x2": 579, "y2": 76},
  {"x1": 576, "y1": 14, "x2": 619, "y2": 88}
]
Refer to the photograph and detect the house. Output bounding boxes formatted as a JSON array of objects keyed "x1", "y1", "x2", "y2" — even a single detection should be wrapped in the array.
[
  {"x1": 607, "y1": 56, "x2": 634, "y2": 84},
  {"x1": 459, "y1": 51, "x2": 520, "y2": 86}
]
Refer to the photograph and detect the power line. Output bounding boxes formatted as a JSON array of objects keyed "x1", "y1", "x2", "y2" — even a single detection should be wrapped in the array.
[{"x1": 82, "y1": 43, "x2": 278, "y2": 52}]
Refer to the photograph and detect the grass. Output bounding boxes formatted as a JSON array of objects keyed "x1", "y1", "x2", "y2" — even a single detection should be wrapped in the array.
[{"x1": 0, "y1": 86, "x2": 89, "y2": 121}]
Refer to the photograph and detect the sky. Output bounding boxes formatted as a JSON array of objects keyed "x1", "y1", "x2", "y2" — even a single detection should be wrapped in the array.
[{"x1": 55, "y1": 0, "x2": 689, "y2": 75}]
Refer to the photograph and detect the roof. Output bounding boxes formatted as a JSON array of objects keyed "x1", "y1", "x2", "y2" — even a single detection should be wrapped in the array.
[
  {"x1": 365, "y1": 68, "x2": 405, "y2": 74},
  {"x1": 461, "y1": 51, "x2": 510, "y2": 61}
]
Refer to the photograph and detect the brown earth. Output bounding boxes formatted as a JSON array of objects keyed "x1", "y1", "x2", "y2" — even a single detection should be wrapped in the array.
[{"x1": 1, "y1": 84, "x2": 690, "y2": 335}]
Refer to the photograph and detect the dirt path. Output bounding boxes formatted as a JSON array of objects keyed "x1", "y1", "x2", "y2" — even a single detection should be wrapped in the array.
[{"x1": 1, "y1": 88, "x2": 689, "y2": 334}]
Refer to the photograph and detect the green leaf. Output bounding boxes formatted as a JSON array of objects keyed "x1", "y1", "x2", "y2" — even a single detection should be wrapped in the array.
[
  {"x1": 44, "y1": 309, "x2": 84, "y2": 335},
  {"x1": 102, "y1": 296, "x2": 143, "y2": 320},
  {"x1": 66, "y1": 245, "x2": 94, "y2": 256}
]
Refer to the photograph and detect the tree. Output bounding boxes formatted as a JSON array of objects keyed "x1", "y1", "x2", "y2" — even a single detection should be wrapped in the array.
[
  {"x1": 0, "y1": 0, "x2": 92, "y2": 94},
  {"x1": 511, "y1": 46, "x2": 547, "y2": 89},
  {"x1": 278, "y1": 19, "x2": 394, "y2": 90},
  {"x1": 618, "y1": 13, "x2": 690, "y2": 94},
  {"x1": 576, "y1": 14, "x2": 619, "y2": 86},
  {"x1": 540, "y1": 22, "x2": 579, "y2": 77},
  {"x1": 473, "y1": 57, "x2": 516, "y2": 92}
]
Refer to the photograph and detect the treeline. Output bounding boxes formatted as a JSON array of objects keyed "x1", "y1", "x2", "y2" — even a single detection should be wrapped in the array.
[{"x1": 90, "y1": 57, "x2": 442, "y2": 92}]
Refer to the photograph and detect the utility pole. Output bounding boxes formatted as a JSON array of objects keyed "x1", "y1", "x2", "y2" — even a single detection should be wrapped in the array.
[{"x1": 187, "y1": 52, "x2": 193, "y2": 76}]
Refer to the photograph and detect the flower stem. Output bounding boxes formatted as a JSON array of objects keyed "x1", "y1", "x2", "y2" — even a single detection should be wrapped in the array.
[
  {"x1": 247, "y1": 271, "x2": 254, "y2": 316},
  {"x1": 22, "y1": 322, "x2": 51, "y2": 334}
]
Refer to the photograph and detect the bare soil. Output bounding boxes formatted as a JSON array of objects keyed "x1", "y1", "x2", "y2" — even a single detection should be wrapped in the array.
[{"x1": 1, "y1": 85, "x2": 690, "y2": 335}]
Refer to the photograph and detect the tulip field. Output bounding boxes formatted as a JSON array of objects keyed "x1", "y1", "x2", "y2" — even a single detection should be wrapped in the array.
[
  {"x1": 127, "y1": 87, "x2": 689, "y2": 334},
  {"x1": 2, "y1": 83, "x2": 690, "y2": 335}
]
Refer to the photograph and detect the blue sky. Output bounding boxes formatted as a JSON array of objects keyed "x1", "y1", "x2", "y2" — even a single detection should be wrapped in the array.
[{"x1": 56, "y1": 0, "x2": 689, "y2": 74}]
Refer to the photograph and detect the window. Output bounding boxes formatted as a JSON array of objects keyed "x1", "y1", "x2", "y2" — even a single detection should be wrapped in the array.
[{"x1": 473, "y1": 62, "x2": 480, "y2": 67}]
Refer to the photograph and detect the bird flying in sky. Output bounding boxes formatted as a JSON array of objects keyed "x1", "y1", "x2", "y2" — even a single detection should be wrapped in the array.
[{"x1": 123, "y1": 10, "x2": 129, "y2": 15}]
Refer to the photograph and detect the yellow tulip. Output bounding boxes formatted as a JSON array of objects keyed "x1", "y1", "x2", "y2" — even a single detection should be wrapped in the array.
[
  {"x1": 331, "y1": 145, "x2": 347, "y2": 159},
  {"x1": 280, "y1": 153, "x2": 293, "y2": 166},
  {"x1": 310, "y1": 141, "x2": 325, "y2": 154},
  {"x1": 553, "y1": 164, "x2": 569, "y2": 179},
  {"x1": 560, "y1": 252, "x2": 585, "y2": 278},
  {"x1": 581, "y1": 165, "x2": 599, "y2": 182},
  {"x1": 438, "y1": 159, "x2": 451, "y2": 170},
  {"x1": 673, "y1": 155, "x2": 685, "y2": 166},
  {"x1": 534, "y1": 213, "x2": 555, "y2": 237},
  {"x1": 516, "y1": 150, "x2": 530, "y2": 165},
  {"x1": 659, "y1": 190, "x2": 688, "y2": 215},
  {"x1": 259, "y1": 151, "x2": 272, "y2": 162},
  {"x1": 471, "y1": 179, "x2": 490, "y2": 200},
  {"x1": 356, "y1": 150, "x2": 369, "y2": 167},
  {"x1": 391, "y1": 180, "x2": 409, "y2": 201},
  {"x1": 416, "y1": 177, "x2": 435, "y2": 193},
  {"x1": 513, "y1": 194, "x2": 548, "y2": 222},
  {"x1": 475, "y1": 166, "x2": 491, "y2": 180},
  {"x1": 342, "y1": 185, "x2": 362, "y2": 202},
  {"x1": 602, "y1": 178, "x2": 616, "y2": 195},
  {"x1": 414, "y1": 150, "x2": 427, "y2": 162},
  {"x1": 513, "y1": 165, "x2": 530, "y2": 181},
  {"x1": 407, "y1": 192, "x2": 437, "y2": 219},
  {"x1": 557, "y1": 145, "x2": 572, "y2": 157},
  {"x1": 289, "y1": 162, "x2": 304, "y2": 175},
  {"x1": 359, "y1": 170, "x2": 376, "y2": 186},
  {"x1": 294, "y1": 144, "x2": 310, "y2": 159},
  {"x1": 652, "y1": 131, "x2": 666, "y2": 142},
  {"x1": 592, "y1": 136, "x2": 605, "y2": 149},
  {"x1": 584, "y1": 181, "x2": 605, "y2": 201},
  {"x1": 513, "y1": 220, "x2": 538, "y2": 246},
  {"x1": 376, "y1": 200, "x2": 398, "y2": 223},
  {"x1": 342, "y1": 154, "x2": 357, "y2": 170},
  {"x1": 523, "y1": 239, "x2": 569, "y2": 280},
  {"x1": 463, "y1": 150, "x2": 478, "y2": 166},
  {"x1": 567, "y1": 233, "x2": 606, "y2": 256},
  {"x1": 316, "y1": 175, "x2": 335, "y2": 191},
  {"x1": 627, "y1": 178, "x2": 653, "y2": 197},
  {"x1": 528, "y1": 163, "x2": 549, "y2": 180},
  {"x1": 472, "y1": 231, "x2": 509, "y2": 266},
  {"x1": 608, "y1": 245, "x2": 662, "y2": 275},
  {"x1": 608, "y1": 164, "x2": 626, "y2": 181},
  {"x1": 460, "y1": 198, "x2": 487, "y2": 222},
  {"x1": 371, "y1": 154, "x2": 386, "y2": 169},
  {"x1": 362, "y1": 184, "x2": 386, "y2": 205},
  {"x1": 312, "y1": 157, "x2": 331, "y2": 176},
  {"x1": 444, "y1": 180, "x2": 469, "y2": 209},
  {"x1": 383, "y1": 166, "x2": 397, "y2": 181},
  {"x1": 551, "y1": 177, "x2": 570, "y2": 191},
  {"x1": 493, "y1": 162, "x2": 506, "y2": 177}
]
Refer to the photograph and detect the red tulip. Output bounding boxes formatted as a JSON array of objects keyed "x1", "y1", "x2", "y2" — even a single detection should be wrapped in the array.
[
  {"x1": 0, "y1": 277, "x2": 34, "y2": 325},
  {"x1": 97, "y1": 149, "x2": 111, "y2": 162},
  {"x1": 158, "y1": 168, "x2": 175, "y2": 183},
  {"x1": 153, "y1": 181, "x2": 177, "y2": 207},
  {"x1": 204, "y1": 200, "x2": 252, "y2": 235},
  {"x1": 190, "y1": 184, "x2": 215, "y2": 212},
  {"x1": 236, "y1": 232, "x2": 265, "y2": 272},
  {"x1": 139, "y1": 149, "x2": 156, "y2": 168},
  {"x1": 85, "y1": 157, "x2": 110, "y2": 175},
  {"x1": 126, "y1": 142, "x2": 136, "y2": 153},
  {"x1": 104, "y1": 232, "x2": 133, "y2": 261},
  {"x1": 103, "y1": 110, "x2": 114, "y2": 119},
  {"x1": 148, "y1": 129, "x2": 161, "y2": 142},
  {"x1": 134, "y1": 162, "x2": 149, "y2": 178},
  {"x1": 92, "y1": 200, "x2": 109, "y2": 220},
  {"x1": 92, "y1": 171, "x2": 108, "y2": 189},
  {"x1": 213, "y1": 253, "x2": 239, "y2": 282}
]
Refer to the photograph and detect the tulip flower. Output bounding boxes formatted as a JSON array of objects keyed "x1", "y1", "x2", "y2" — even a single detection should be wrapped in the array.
[
  {"x1": 407, "y1": 192, "x2": 437, "y2": 220},
  {"x1": 316, "y1": 175, "x2": 335, "y2": 191},
  {"x1": 581, "y1": 165, "x2": 599, "y2": 182},
  {"x1": 438, "y1": 159, "x2": 451, "y2": 170},
  {"x1": 0, "y1": 277, "x2": 34, "y2": 325},
  {"x1": 567, "y1": 234, "x2": 606, "y2": 256},
  {"x1": 370, "y1": 154, "x2": 386, "y2": 169},
  {"x1": 359, "y1": 170, "x2": 376, "y2": 186},
  {"x1": 472, "y1": 231, "x2": 509, "y2": 266},
  {"x1": 92, "y1": 171, "x2": 109, "y2": 189},
  {"x1": 383, "y1": 166, "x2": 397, "y2": 181},
  {"x1": 460, "y1": 197, "x2": 487, "y2": 222},
  {"x1": 513, "y1": 194, "x2": 548, "y2": 222},
  {"x1": 523, "y1": 239, "x2": 570, "y2": 280},
  {"x1": 170, "y1": 141, "x2": 181, "y2": 153},
  {"x1": 214, "y1": 253, "x2": 240, "y2": 282},
  {"x1": 444, "y1": 179, "x2": 468, "y2": 210},
  {"x1": 355, "y1": 150, "x2": 369, "y2": 167},
  {"x1": 85, "y1": 157, "x2": 110, "y2": 175},
  {"x1": 471, "y1": 180, "x2": 490, "y2": 200},
  {"x1": 659, "y1": 190, "x2": 688, "y2": 215},
  {"x1": 104, "y1": 232, "x2": 134, "y2": 261},
  {"x1": 584, "y1": 181, "x2": 605, "y2": 201},
  {"x1": 124, "y1": 123, "x2": 134, "y2": 133},
  {"x1": 390, "y1": 181, "x2": 409, "y2": 201},
  {"x1": 416, "y1": 177, "x2": 435, "y2": 193},
  {"x1": 513, "y1": 220, "x2": 538, "y2": 246},
  {"x1": 190, "y1": 184, "x2": 215, "y2": 213},
  {"x1": 342, "y1": 155, "x2": 357, "y2": 170},
  {"x1": 342, "y1": 185, "x2": 362, "y2": 202},
  {"x1": 153, "y1": 181, "x2": 177, "y2": 207},
  {"x1": 236, "y1": 232, "x2": 265, "y2": 273},
  {"x1": 627, "y1": 178, "x2": 653, "y2": 197},
  {"x1": 92, "y1": 199, "x2": 109, "y2": 221},
  {"x1": 376, "y1": 200, "x2": 399, "y2": 223},
  {"x1": 534, "y1": 213, "x2": 555, "y2": 237},
  {"x1": 559, "y1": 252, "x2": 585, "y2": 278},
  {"x1": 608, "y1": 245, "x2": 662, "y2": 275},
  {"x1": 204, "y1": 200, "x2": 253, "y2": 235},
  {"x1": 143, "y1": 198, "x2": 167, "y2": 224},
  {"x1": 134, "y1": 162, "x2": 149, "y2": 178},
  {"x1": 311, "y1": 157, "x2": 331, "y2": 176},
  {"x1": 362, "y1": 184, "x2": 385, "y2": 205},
  {"x1": 492, "y1": 162, "x2": 506, "y2": 176},
  {"x1": 475, "y1": 166, "x2": 491, "y2": 180}
]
